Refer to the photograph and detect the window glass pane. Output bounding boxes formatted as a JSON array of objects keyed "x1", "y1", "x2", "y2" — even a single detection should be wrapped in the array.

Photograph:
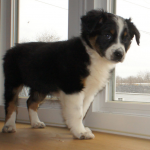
[
  {"x1": 115, "y1": 0, "x2": 150, "y2": 102},
  {"x1": 18, "y1": 0, "x2": 68, "y2": 98}
]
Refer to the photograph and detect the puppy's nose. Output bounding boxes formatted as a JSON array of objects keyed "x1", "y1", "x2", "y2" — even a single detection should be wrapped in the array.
[
  {"x1": 113, "y1": 50, "x2": 123, "y2": 61},
  {"x1": 114, "y1": 50, "x2": 123, "y2": 58}
]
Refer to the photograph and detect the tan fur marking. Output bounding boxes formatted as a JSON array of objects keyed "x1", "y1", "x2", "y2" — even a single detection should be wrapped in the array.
[
  {"x1": 13, "y1": 85, "x2": 23, "y2": 95},
  {"x1": 99, "y1": 18, "x2": 103, "y2": 23},
  {"x1": 81, "y1": 78, "x2": 86, "y2": 87},
  {"x1": 5, "y1": 101, "x2": 16, "y2": 123},
  {"x1": 124, "y1": 31, "x2": 127, "y2": 36},
  {"x1": 29, "y1": 102, "x2": 39, "y2": 112},
  {"x1": 5, "y1": 85, "x2": 23, "y2": 123},
  {"x1": 28, "y1": 93, "x2": 46, "y2": 112},
  {"x1": 89, "y1": 36, "x2": 98, "y2": 50},
  {"x1": 110, "y1": 29, "x2": 115, "y2": 34}
]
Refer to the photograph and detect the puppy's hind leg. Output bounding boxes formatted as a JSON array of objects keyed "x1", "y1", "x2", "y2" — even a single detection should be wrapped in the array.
[
  {"x1": 27, "y1": 90, "x2": 46, "y2": 128},
  {"x1": 2, "y1": 84, "x2": 23, "y2": 133},
  {"x1": 60, "y1": 91, "x2": 94, "y2": 140}
]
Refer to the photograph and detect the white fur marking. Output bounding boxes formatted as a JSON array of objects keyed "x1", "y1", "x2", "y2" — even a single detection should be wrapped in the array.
[
  {"x1": 83, "y1": 46, "x2": 116, "y2": 117},
  {"x1": 85, "y1": 46, "x2": 115, "y2": 93},
  {"x1": 58, "y1": 41, "x2": 118, "y2": 139},
  {"x1": 60, "y1": 91, "x2": 94, "y2": 139},
  {"x1": 105, "y1": 17, "x2": 126, "y2": 61},
  {"x1": 2, "y1": 112, "x2": 16, "y2": 133},
  {"x1": 29, "y1": 109, "x2": 45, "y2": 128},
  {"x1": 118, "y1": 17, "x2": 124, "y2": 42}
]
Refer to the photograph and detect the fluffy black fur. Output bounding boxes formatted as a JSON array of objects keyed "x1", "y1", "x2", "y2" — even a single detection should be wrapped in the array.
[{"x1": 3, "y1": 38, "x2": 90, "y2": 95}]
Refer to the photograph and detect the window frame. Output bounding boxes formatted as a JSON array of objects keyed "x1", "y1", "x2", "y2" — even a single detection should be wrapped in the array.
[
  {"x1": 0, "y1": 0, "x2": 19, "y2": 118},
  {"x1": 0, "y1": 0, "x2": 12, "y2": 106},
  {"x1": 0, "y1": 0, "x2": 95, "y2": 126},
  {"x1": 98, "y1": 0, "x2": 150, "y2": 115},
  {"x1": 84, "y1": 0, "x2": 150, "y2": 139}
]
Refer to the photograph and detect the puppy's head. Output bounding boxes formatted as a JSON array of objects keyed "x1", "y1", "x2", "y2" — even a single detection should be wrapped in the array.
[{"x1": 81, "y1": 10, "x2": 140, "y2": 63}]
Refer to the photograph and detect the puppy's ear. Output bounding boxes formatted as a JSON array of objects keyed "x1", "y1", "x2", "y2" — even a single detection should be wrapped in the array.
[
  {"x1": 126, "y1": 18, "x2": 140, "y2": 45},
  {"x1": 81, "y1": 9, "x2": 107, "y2": 34}
]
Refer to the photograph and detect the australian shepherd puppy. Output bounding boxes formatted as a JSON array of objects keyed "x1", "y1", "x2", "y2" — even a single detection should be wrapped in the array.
[{"x1": 2, "y1": 10, "x2": 140, "y2": 139}]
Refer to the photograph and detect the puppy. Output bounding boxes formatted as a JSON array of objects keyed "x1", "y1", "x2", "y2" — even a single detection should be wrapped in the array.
[{"x1": 2, "y1": 10, "x2": 140, "y2": 139}]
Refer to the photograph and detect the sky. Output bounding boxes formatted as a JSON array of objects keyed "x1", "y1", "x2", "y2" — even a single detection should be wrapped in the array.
[
  {"x1": 19, "y1": 0, "x2": 150, "y2": 78},
  {"x1": 19, "y1": 0, "x2": 68, "y2": 42}
]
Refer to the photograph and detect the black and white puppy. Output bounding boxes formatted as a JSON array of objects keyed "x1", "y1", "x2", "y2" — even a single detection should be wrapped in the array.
[{"x1": 2, "y1": 10, "x2": 140, "y2": 139}]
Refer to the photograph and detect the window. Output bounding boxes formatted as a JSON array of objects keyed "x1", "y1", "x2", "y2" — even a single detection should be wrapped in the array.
[
  {"x1": 19, "y1": 0, "x2": 68, "y2": 43},
  {"x1": 0, "y1": 0, "x2": 89, "y2": 127},
  {"x1": 96, "y1": 0, "x2": 150, "y2": 113},
  {"x1": 0, "y1": 0, "x2": 69, "y2": 125},
  {"x1": 18, "y1": 0, "x2": 68, "y2": 98},
  {"x1": 115, "y1": 0, "x2": 150, "y2": 103},
  {"x1": 84, "y1": 0, "x2": 150, "y2": 139}
]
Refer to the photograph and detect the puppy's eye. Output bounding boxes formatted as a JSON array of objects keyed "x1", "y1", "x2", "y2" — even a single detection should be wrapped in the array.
[
  {"x1": 123, "y1": 36, "x2": 128, "y2": 43},
  {"x1": 104, "y1": 34, "x2": 112, "y2": 40}
]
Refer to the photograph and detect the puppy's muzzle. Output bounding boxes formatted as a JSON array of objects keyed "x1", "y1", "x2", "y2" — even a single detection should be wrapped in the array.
[{"x1": 113, "y1": 48, "x2": 124, "y2": 62}]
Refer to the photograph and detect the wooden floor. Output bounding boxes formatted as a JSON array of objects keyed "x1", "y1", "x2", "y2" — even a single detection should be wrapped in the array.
[{"x1": 0, "y1": 122, "x2": 150, "y2": 150}]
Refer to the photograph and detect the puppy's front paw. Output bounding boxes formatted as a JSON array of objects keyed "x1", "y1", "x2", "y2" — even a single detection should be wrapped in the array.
[
  {"x1": 2, "y1": 125, "x2": 16, "y2": 133},
  {"x1": 31, "y1": 121, "x2": 46, "y2": 128},
  {"x1": 79, "y1": 128, "x2": 95, "y2": 140},
  {"x1": 73, "y1": 127, "x2": 95, "y2": 140}
]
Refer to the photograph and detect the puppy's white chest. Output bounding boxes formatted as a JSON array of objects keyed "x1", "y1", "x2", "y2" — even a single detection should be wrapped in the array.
[{"x1": 84, "y1": 49, "x2": 115, "y2": 95}]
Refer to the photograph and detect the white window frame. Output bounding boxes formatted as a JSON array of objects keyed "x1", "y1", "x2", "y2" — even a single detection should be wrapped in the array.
[
  {"x1": 0, "y1": 0, "x2": 11, "y2": 106},
  {"x1": 0, "y1": 0, "x2": 96, "y2": 127},
  {"x1": 84, "y1": 0, "x2": 150, "y2": 139},
  {"x1": 0, "y1": 0, "x2": 68, "y2": 126},
  {"x1": 0, "y1": 0, "x2": 19, "y2": 118}
]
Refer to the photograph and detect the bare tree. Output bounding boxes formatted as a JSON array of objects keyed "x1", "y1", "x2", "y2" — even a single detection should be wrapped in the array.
[
  {"x1": 36, "y1": 32, "x2": 60, "y2": 42},
  {"x1": 137, "y1": 72, "x2": 144, "y2": 83},
  {"x1": 19, "y1": 38, "x2": 31, "y2": 43},
  {"x1": 116, "y1": 76, "x2": 123, "y2": 85},
  {"x1": 144, "y1": 72, "x2": 150, "y2": 83},
  {"x1": 116, "y1": 71, "x2": 150, "y2": 84},
  {"x1": 19, "y1": 32, "x2": 61, "y2": 43}
]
